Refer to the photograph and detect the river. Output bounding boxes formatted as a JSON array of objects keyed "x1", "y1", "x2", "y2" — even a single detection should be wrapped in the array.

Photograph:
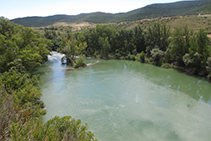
[{"x1": 36, "y1": 52, "x2": 211, "y2": 141}]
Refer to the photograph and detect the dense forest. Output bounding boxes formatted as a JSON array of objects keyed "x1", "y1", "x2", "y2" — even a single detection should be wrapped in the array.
[
  {"x1": 0, "y1": 17, "x2": 96, "y2": 140},
  {"x1": 11, "y1": 0, "x2": 211, "y2": 27}
]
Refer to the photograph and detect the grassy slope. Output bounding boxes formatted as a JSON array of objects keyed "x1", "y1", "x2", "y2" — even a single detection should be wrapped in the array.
[
  {"x1": 119, "y1": 16, "x2": 211, "y2": 33},
  {"x1": 32, "y1": 15, "x2": 211, "y2": 39}
]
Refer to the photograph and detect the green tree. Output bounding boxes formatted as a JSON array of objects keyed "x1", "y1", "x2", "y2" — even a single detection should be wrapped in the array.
[
  {"x1": 62, "y1": 36, "x2": 87, "y2": 65},
  {"x1": 62, "y1": 38, "x2": 78, "y2": 65},
  {"x1": 84, "y1": 28, "x2": 99, "y2": 56},
  {"x1": 10, "y1": 116, "x2": 96, "y2": 141},
  {"x1": 140, "y1": 51, "x2": 145, "y2": 63},
  {"x1": 134, "y1": 26, "x2": 146, "y2": 53},
  {"x1": 99, "y1": 37, "x2": 111, "y2": 58},
  {"x1": 183, "y1": 28, "x2": 210, "y2": 75},
  {"x1": 170, "y1": 25, "x2": 193, "y2": 65},
  {"x1": 146, "y1": 22, "x2": 170, "y2": 56},
  {"x1": 0, "y1": 17, "x2": 96, "y2": 141},
  {"x1": 151, "y1": 48, "x2": 164, "y2": 66},
  {"x1": 0, "y1": 17, "x2": 50, "y2": 72},
  {"x1": 206, "y1": 57, "x2": 211, "y2": 80}
]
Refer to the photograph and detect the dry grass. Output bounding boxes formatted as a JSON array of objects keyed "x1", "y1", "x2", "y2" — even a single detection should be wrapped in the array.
[
  {"x1": 52, "y1": 22, "x2": 95, "y2": 27},
  {"x1": 166, "y1": 16, "x2": 211, "y2": 32},
  {"x1": 32, "y1": 14, "x2": 211, "y2": 38}
]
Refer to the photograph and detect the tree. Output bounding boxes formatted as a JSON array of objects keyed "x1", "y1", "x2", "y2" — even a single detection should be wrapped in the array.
[
  {"x1": 134, "y1": 26, "x2": 146, "y2": 53},
  {"x1": 183, "y1": 28, "x2": 210, "y2": 75},
  {"x1": 62, "y1": 38, "x2": 78, "y2": 65},
  {"x1": 99, "y1": 37, "x2": 111, "y2": 58},
  {"x1": 170, "y1": 25, "x2": 192, "y2": 65},
  {"x1": 9, "y1": 116, "x2": 96, "y2": 141},
  {"x1": 84, "y1": 28, "x2": 99, "y2": 56},
  {"x1": 146, "y1": 22, "x2": 170, "y2": 56},
  {"x1": 206, "y1": 57, "x2": 211, "y2": 80},
  {"x1": 0, "y1": 17, "x2": 96, "y2": 141},
  {"x1": 140, "y1": 51, "x2": 145, "y2": 63},
  {"x1": 62, "y1": 36, "x2": 87, "y2": 65},
  {"x1": 0, "y1": 17, "x2": 50, "y2": 72},
  {"x1": 0, "y1": 16, "x2": 15, "y2": 37},
  {"x1": 151, "y1": 48, "x2": 164, "y2": 66}
]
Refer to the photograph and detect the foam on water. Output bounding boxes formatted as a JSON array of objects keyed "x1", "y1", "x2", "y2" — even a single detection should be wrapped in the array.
[{"x1": 48, "y1": 51, "x2": 65, "y2": 63}]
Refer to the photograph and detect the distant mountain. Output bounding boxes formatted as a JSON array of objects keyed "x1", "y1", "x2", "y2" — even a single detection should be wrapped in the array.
[{"x1": 11, "y1": 0, "x2": 211, "y2": 27}]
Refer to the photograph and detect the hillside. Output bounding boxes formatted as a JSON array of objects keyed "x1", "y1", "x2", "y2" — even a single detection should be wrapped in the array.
[{"x1": 11, "y1": 0, "x2": 211, "y2": 27}]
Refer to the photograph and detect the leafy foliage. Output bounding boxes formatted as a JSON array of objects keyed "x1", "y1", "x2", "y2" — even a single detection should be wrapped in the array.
[
  {"x1": 0, "y1": 17, "x2": 51, "y2": 72},
  {"x1": 0, "y1": 17, "x2": 96, "y2": 140},
  {"x1": 151, "y1": 48, "x2": 164, "y2": 66},
  {"x1": 66, "y1": 22, "x2": 210, "y2": 78},
  {"x1": 74, "y1": 55, "x2": 87, "y2": 68},
  {"x1": 146, "y1": 22, "x2": 170, "y2": 56},
  {"x1": 140, "y1": 51, "x2": 145, "y2": 63},
  {"x1": 99, "y1": 37, "x2": 111, "y2": 58},
  {"x1": 10, "y1": 116, "x2": 96, "y2": 141},
  {"x1": 61, "y1": 32, "x2": 87, "y2": 65},
  {"x1": 169, "y1": 25, "x2": 192, "y2": 65}
]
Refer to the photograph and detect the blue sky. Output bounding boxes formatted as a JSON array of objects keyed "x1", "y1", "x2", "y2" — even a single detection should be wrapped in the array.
[{"x1": 1, "y1": 0, "x2": 180, "y2": 19}]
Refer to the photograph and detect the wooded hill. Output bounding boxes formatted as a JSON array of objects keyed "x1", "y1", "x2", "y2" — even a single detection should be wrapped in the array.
[{"x1": 11, "y1": 0, "x2": 211, "y2": 27}]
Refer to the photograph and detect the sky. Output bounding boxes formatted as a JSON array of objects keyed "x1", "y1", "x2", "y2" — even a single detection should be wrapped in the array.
[{"x1": 1, "y1": 0, "x2": 181, "y2": 19}]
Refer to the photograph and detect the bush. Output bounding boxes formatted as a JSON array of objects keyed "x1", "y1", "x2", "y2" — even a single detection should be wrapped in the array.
[
  {"x1": 161, "y1": 63, "x2": 171, "y2": 69},
  {"x1": 115, "y1": 53, "x2": 121, "y2": 59},
  {"x1": 125, "y1": 53, "x2": 131, "y2": 60},
  {"x1": 140, "y1": 51, "x2": 145, "y2": 63},
  {"x1": 151, "y1": 48, "x2": 164, "y2": 66},
  {"x1": 74, "y1": 56, "x2": 87, "y2": 68},
  {"x1": 131, "y1": 54, "x2": 136, "y2": 61},
  {"x1": 10, "y1": 116, "x2": 96, "y2": 141},
  {"x1": 145, "y1": 57, "x2": 154, "y2": 64}
]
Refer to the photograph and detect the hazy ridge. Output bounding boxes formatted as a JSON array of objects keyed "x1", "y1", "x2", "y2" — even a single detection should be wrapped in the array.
[{"x1": 11, "y1": 0, "x2": 211, "y2": 27}]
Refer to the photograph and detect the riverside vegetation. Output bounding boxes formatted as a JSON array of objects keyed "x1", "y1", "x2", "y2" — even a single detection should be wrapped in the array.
[
  {"x1": 44, "y1": 22, "x2": 211, "y2": 80},
  {"x1": 0, "y1": 17, "x2": 96, "y2": 140}
]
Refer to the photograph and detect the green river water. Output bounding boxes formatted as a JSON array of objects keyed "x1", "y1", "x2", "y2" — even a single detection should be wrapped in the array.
[{"x1": 36, "y1": 52, "x2": 211, "y2": 141}]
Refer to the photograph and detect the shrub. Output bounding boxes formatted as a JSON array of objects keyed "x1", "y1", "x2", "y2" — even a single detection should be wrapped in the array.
[
  {"x1": 115, "y1": 53, "x2": 121, "y2": 59},
  {"x1": 151, "y1": 48, "x2": 164, "y2": 66},
  {"x1": 131, "y1": 54, "x2": 136, "y2": 61},
  {"x1": 161, "y1": 63, "x2": 171, "y2": 69},
  {"x1": 74, "y1": 56, "x2": 87, "y2": 68},
  {"x1": 145, "y1": 57, "x2": 154, "y2": 64},
  {"x1": 140, "y1": 51, "x2": 145, "y2": 63}
]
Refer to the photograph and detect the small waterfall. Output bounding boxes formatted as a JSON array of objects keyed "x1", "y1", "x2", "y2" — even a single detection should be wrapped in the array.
[{"x1": 48, "y1": 51, "x2": 65, "y2": 63}]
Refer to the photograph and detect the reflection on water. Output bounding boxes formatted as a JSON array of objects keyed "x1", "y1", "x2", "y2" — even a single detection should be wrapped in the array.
[{"x1": 37, "y1": 52, "x2": 211, "y2": 141}]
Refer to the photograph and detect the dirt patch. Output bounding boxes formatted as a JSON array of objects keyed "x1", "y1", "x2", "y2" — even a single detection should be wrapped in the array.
[
  {"x1": 126, "y1": 23, "x2": 139, "y2": 30},
  {"x1": 207, "y1": 34, "x2": 211, "y2": 39},
  {"x1": 52, "y1": 22, "x2": 94, "y2": 27},
  {"x1": 74, "y1": 22, "x2": 91, "y2": 27},
  {"x1": 52, "y1": 22, "x2": 70, "y2": 27},
  {"x1": 198, "y1": 14, "x2": 211, "y2": 17}
]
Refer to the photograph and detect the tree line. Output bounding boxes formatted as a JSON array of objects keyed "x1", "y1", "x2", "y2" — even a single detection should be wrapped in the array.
[
  {"x1": 0, "y1": 17, "x2": 96, "y2": 140},
  {"x1": 45, "y1": 23, "x2": 211, "y2": 80}
]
